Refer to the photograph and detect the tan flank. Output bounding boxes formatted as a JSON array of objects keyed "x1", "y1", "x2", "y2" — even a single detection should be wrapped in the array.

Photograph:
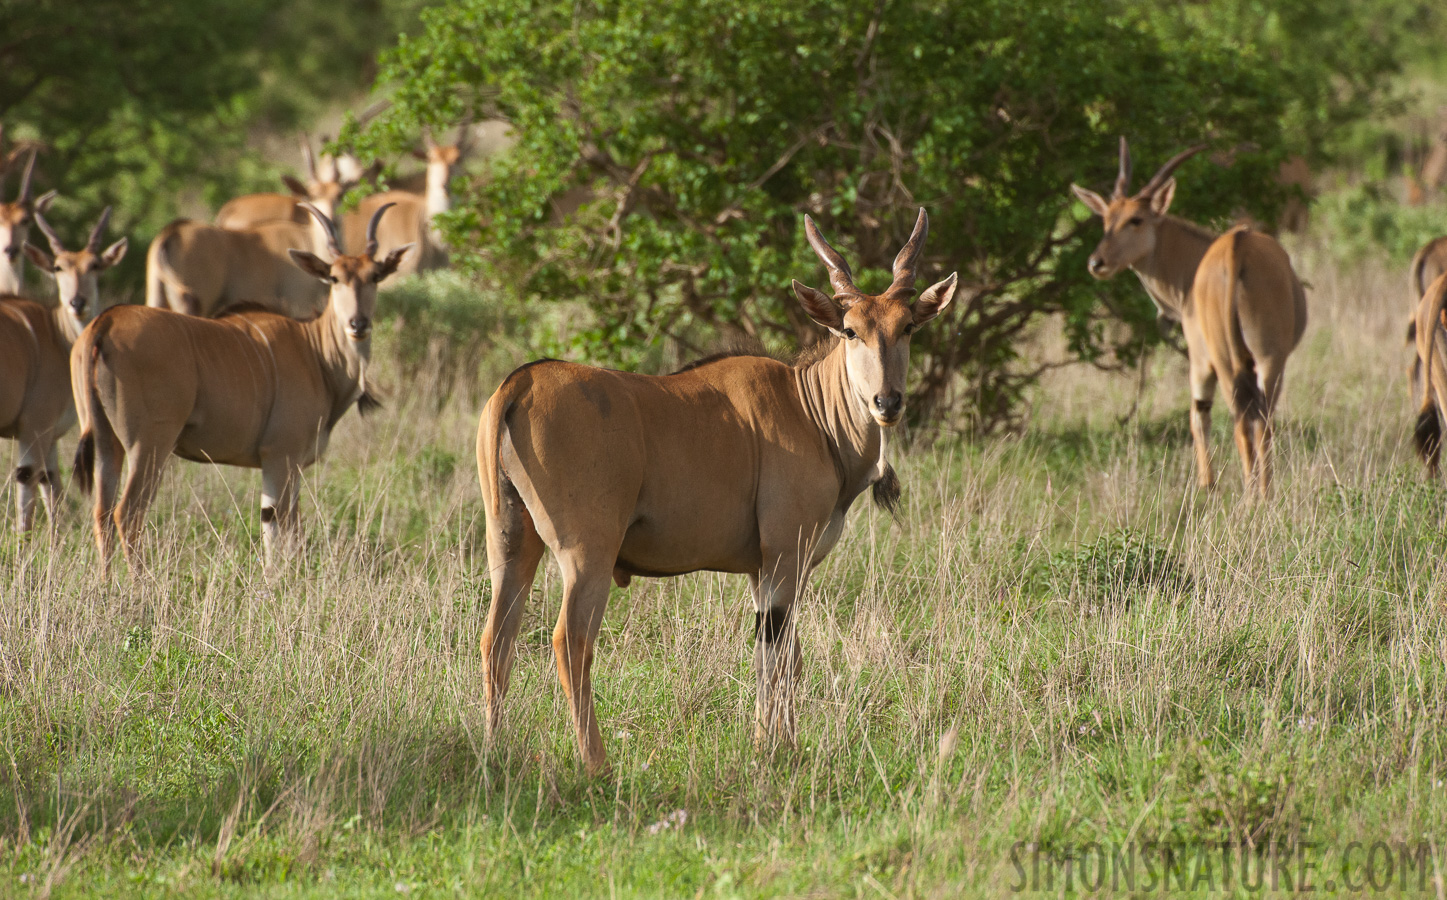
[
  {"x1": 215, "y1": 138, "x2": 360, "y2": 230},
  {"x1": 2, "y1": 208, "x2": 125, "y2": 531},
  {"x1": 343, "y1": 131, "x2": 465, "y2": 285},
  {"x1": 1071, "y1": 138, "x2": 1308, "y2": 499},
  {"x1": 476, "y1": 209, "x2": 959, "y2": 775},
  {"x1": 72, "y1": 203, "x2": 411, "y2": 574},
  {"x1": 0, "y1": 149, "x2": 58, "y2": 295}
]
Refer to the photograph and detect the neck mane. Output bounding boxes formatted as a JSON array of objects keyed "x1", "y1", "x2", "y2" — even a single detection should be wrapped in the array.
[
  {"x1": 792, "y1": 341, "x2": 889, "y2": 510},
  {"x1": 51, "y1": 306, "x2": 83, "y2": 347},
  {"x1": 1131, "y1": 215, "x2": 1217, "y2": 317}
]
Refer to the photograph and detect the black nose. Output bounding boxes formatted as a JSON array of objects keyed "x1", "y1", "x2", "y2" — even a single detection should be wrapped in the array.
[
  {"x1": 873, "y1": 392, "x2": 903, "y2": 418},
  {"x1": 69, "y1": 297, "x2": 86, "y2": 314},
  {"x1": 349, "y1": 316, "x2": 370, "y2": 334},
  {"x1": 1088, "y1": 256, "x2": 1107, "y2": 275}
]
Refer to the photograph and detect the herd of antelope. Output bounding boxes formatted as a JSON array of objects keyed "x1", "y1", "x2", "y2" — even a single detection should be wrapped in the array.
[{"x1": 2, "y1": 123, "x2": 1446, "y2": 772}]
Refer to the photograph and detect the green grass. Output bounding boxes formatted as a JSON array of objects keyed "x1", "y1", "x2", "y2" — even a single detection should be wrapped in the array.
[{"x1": 4, "y1": 255, "x2": 1447, "y2": 898}]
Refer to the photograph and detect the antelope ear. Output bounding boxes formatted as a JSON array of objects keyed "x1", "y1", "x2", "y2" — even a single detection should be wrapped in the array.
[
  {"x1": 793, "y1": 279, "x2": 843, "y2": 332},
  {"x1": 22, "y1": 242, "x2": 54, "y2": 272},
  {"x1": 101, "y1": 237, "x2": 128, "y2": 268},
  {"x1": 288, "y1": 249, "x2": 334, "y2": 282},
  {"x1": 282, "y1": 175, "x2": 309, "y2": 197},
  {"x1": 913, "y1": 272, "x2": 959, "y2": 326},
  {"x1": 1070, "y1": 184, "x2": 1109, "y2": 218},
  {"x1": 373, "y1": 243, "x2": 413, "y2": 281},
  {"x1": 1149, "y1": 178, "x2": 1177, "y2": 215}
]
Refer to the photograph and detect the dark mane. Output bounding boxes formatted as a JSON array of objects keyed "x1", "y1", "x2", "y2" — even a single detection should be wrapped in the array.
[
  {"x1": 670, "y1": 338, "x2": 837, "y2": 374},
  {"x1": 214, "y1": 301, "x2": 322, "y2": 322}
]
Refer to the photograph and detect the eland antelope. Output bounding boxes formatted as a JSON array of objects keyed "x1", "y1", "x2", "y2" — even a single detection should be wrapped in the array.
[
  {"x1": 215, "y1": 140, "x2": 358, "y2": 230},
  {"x1": 1412, "y1": 273, "x2": 1447, "y2": 477},
  {"x1": 1406, "y1": 238, "x2": 1447, "y2": 404},
  {"x1": 0, "y1": 150, "x2": 58, "y2": 295},
  {"x1": 476, "y1": 209, "x2": 958, "y2": 774},
  {"x1": 73, "y1": 203, "x2": 409, "y2": 572},
  {"x1": 2, "y1": 208, "x2": 125, "y2": 531},
  {"x1": 343, "y1": 130, "x2": 466, "y2": 284},
  {"x1": 1071, "y1": 138, "x2": 1307, "y2": 499}
]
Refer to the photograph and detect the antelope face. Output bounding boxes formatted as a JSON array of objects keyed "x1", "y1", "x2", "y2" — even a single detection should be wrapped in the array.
[
  {"x1": 22, "y1": 207, "x2": 124, "y2": 328},
  {"x1": 25, "y1": 241, "x2": 128, "y2": 325},
  {"x1": 288, "y1": 201, "x2": 412, "y2": 345},
  {"x1": 1070, "y1": 138, "x2": 1205, "y2": 281},
  {"x1": 0, "y1": 194, "x2": 55, "y2": 293},
  {"x1": 793, "y1": 210, "x2": 959, "y2": 428}
]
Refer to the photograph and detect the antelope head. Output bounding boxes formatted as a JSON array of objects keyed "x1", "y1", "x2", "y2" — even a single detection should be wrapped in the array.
[
  {"x1": 0, "y1": 150, "x2": 58, "y2": 293},
  {"x1": 282, "y1": 138, "x2": 355, "y2": 220},
  {"x1": 23, "y1": 207, "x2": 126, "y2": 330},
  {"x1": 792, "y1": 209, "x2": 959, "y2": 427},
  {"x1": 1071, "y1": 138, "x2": 1206, "y2": 279},
  {"x1": 413, "y1": 129, "x2": 465, "y2": 189},
  {"x1": 288, "y1": 202, "x2": 412, "y2": 344}
]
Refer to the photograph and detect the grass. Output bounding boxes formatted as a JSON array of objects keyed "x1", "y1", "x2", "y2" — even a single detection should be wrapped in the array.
[{"x1": 4, "y1": 234, "x2": 1447, "y2": 898}]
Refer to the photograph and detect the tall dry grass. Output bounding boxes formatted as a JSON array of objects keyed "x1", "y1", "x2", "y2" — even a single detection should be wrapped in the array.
[{"x1": 1, "y1": 242, "x2": 1446, "y2": 896}]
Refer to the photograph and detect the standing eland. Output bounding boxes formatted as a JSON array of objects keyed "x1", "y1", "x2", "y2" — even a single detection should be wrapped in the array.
[
  {"x1": 1, "y1": 208, "x2": 125, "y2": 530},
  {"x1": 1412, "y1": 273, "x2": 1447, "y2": 477},
  {"x1": 72, "y1": 203, "x2": 409, "y2": 573},
  {"x1": 0, "y1": 150, "x2": 58, "y2": 296},
  {"x1": 476, "y1": 209, "x2": 958, "y2": 774},
  {"x1": 1071, "y1": 138, "x2": 1307, "y2": 499}
]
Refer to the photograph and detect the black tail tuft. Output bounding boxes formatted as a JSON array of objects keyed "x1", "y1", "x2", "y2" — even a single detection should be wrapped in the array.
[
  {"x1": 1232, "y1": 370, "x2": 1265, "y2": 423},
  {"x1": 357, "y1": 391, "x2": 382, "y2": 416},
  {"x1": 1416, "y1": 407, "x2": 1442, "y2": 465},
  {"x1": 1407, "y1": 319, "x2": 1418, "y2": 345},
  {"x1": 872, "y1": 463, "x2": 902, "y2": 519},
  {"x1": 73, "y1": 432, "x2": 95, "y2": 495}
]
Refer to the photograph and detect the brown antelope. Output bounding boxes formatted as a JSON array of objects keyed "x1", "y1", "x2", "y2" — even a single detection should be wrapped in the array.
[
  {"x1": 476, "y1": 209, "x2": 957, "y2": 774},
  {"x1": 73, "y1": 203, "x2": 409, "y2": 572},
  {"x1": 1407, "y1": 238, "x2": 1447, "y2": 402},
  {"x1": 145, "y1": 215, "x2": 331, "y2": 318},
  {"x1": 1, "y1": 209, "x2": 125, "y2": 531},
  {"x1": 343, "y1": 131, "x2": 466, "y2": 283},
  {"x1": 214, "y1": 140, "x2": 357, "y2": 230},
  {"x1": 1413, "y1": 273, "x2": 1447, "y2": 477},
  {"x1": 0, "y1": 150, "x2": 58, "y2": 296},
  {"x1": 1071, "y1": 138, "x2": 1308, "y2": 499}
]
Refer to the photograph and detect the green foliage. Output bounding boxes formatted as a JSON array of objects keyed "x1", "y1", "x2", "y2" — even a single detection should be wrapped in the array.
[
  {"x1": 0, "y1": 0, "x2": 431, "y2": 290},
  {"x1": 1053, "y1": 529, "x2": 1194, "y2": 605},
  {"x1": 354, "y1": 0, "x2": 1399, "y2": 430},
  {"x1": 1315, "y1": 185, "x2": 1447, "y2": 266}
]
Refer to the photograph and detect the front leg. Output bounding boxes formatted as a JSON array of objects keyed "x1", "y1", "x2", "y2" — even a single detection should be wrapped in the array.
[
  {"x1": 751, "y1": 562, "x2": 805, "y2": 749},
  {"x1": 259, "y1": 457, "x2": 302, "y2": 568},
  {"x1": 1186, "y1": 342, "x2": 1219, "y2": 491}
]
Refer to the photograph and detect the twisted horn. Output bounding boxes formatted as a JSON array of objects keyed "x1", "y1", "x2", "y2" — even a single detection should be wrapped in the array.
[
  {"x1": 365, "y1": 202, "x2": 396, "y2": 258},
  {"x1": 298, "y1": 201, "x2": 342, "y2": 258},
  {"x1": 302, "y1": 139, "x2": 318, "y2": 181},
  {"x1": 33, "y1": 210, "x2": 64, "y2": 255},
  {"x1": 86, "y1": 206, "x2": 113, "y2": 254},
  {"x1": 1136, "y1": 143, "x2": 1207, "y2": 198},
  {"x1": 889, "y1": 208, "x2": 929, "y2": 296},
  {"x1": 16, "y1": 149, "x2": 37, "y2": 203},
  {"x1": 1113, "y1": 136, "x2": 1132, "y2": 199},
  {"x1": 803, "y1": 215, "x2": 858, "y2": 297}
]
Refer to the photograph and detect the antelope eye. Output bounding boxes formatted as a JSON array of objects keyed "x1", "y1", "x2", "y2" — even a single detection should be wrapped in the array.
[
  {"x1": 1128, "y1": 216, "x2": 1143, "y2": 226},
  {"x1": 842, "y1": 327, "x2": 858, "y2": 340},
  {"x1": 903, "y1": 323, "x2": 915, "y2": 336}
]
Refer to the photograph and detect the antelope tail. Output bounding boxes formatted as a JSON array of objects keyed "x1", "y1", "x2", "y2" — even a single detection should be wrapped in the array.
[
  {"x1": 71, "y1": 324, "x2": 112, "y2": 496},
  {"x1": 1221, "y1": 227, "x2": 1265, "y2": 422},
  {"x1": 146, "y1": 221, "x2": 186, "y2": 311},
  {"x1": 1415, "y1": 276, "x2": 1447, "y2": 464}
]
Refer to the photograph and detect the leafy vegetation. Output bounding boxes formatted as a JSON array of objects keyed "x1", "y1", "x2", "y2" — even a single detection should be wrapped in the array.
[{"x1": 353, "y1": 0, "x2": 1409, "y2": 429}]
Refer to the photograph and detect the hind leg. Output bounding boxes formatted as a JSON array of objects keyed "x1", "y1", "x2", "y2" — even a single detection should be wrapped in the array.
[
  {"x1": 551, "y1": 550, "x2": 615, "y2": 775},
  {"x1": 114, "y1": 443, "x2": 171, "y2": 574},
  {"x1": 1252, "y1": 361, "x2": 1287, "y2": 499},
  {"x1": 480, "y1": 479, "x2": 545, "y2": 739},
  {"x1": 91, "y1": 432, "x2": 124, "y2": 573}
]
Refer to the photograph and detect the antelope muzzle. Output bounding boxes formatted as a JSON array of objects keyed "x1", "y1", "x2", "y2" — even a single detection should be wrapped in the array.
[
  {"x1": 872, "y1": 391, "x2": 904, "y2": 426},
  {"x1": 347, "y1": 315, "x2": 371, "y2": 341}
]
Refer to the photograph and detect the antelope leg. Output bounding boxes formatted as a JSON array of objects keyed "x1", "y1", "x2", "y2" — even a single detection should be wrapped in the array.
[
  {"x1": 752, "y1": 562, "x2": 804, "y2": 749},
  {"x1": 259, "y1": 457, "x2": 301, "y2": 566},
  {"x1": 1187, "y1": 349, "x2": 1218, "y2": 490},
  {"x1": 481, "y1": 482, "x2": 545, "y2": 739},
  {"x1": 13, "y1": 435, "x2": 45, "y2": 533},
  {"x1": 552, "y1": 552, "x2": 613, "y2": 776}
]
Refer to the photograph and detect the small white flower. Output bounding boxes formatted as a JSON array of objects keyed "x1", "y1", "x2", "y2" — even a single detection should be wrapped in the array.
[{"x1": 395, "y1": 882, "x2": 411, "y2": 894}]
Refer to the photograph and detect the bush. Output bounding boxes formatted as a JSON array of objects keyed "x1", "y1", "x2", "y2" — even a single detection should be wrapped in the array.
[{"x1": 352, "y1": 0, "x2": 1402, "y2": 431}]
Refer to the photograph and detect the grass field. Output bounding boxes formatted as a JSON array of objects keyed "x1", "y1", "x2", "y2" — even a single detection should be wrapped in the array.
[{"x1": 4, "y1": 237, "x2": 1447, "y2": 898}]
